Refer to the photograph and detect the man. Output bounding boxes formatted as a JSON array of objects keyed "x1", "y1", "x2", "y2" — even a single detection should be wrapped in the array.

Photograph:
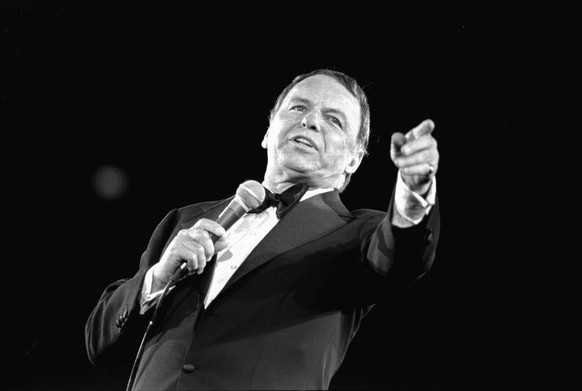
[{"x1": 85, "y1": 69, "x2": 440, "y2": 390}]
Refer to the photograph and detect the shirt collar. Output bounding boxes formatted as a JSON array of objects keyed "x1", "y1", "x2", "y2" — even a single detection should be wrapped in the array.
[{"x1": 261, "y1": 182, "x2": 334, "y2": 203}]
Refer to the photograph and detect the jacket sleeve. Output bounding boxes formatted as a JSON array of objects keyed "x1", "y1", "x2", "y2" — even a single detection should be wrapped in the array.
[
  {"x1": 363, "y1": 188, "x2": 440, "y2": 294},
  {"x1": 84, "y1": 208, "x2": 180, "y2": 370}
]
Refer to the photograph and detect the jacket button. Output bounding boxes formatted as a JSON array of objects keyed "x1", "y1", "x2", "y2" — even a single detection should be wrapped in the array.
[{"x1": 182, "y1": 363, "x2": 195, "y2": 373}]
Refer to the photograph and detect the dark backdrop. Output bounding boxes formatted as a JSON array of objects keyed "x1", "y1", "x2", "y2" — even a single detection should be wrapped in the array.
[{"x1": 1, "y1": 1, "x2": 579, "y2": 390}]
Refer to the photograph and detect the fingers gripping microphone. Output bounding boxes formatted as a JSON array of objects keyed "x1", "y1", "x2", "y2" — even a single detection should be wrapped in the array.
[{"x1": 175, "y1": 180, "x2": 265, "y2": 274}]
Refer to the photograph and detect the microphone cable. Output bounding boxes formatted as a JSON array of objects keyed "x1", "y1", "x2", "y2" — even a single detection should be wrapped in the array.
[{"x1": 125, "y1": 263, "x2": 186, "y2": 391}]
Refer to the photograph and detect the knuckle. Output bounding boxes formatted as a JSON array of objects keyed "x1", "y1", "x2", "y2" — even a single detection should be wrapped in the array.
[
  {"x1": 414, "y1": 151, "x2": 427, "y2": 164},
  {"x1": 187, "y1": 226, "x2": 199, "y2": 235},
  {"x1": 193, "y1": 218, "x2": 212, "y2": 229}
]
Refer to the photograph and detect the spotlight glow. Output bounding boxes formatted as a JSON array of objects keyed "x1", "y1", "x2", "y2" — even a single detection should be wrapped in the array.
[{"x1": 92, "y1": 165, "x2": 129, "y2": 200}]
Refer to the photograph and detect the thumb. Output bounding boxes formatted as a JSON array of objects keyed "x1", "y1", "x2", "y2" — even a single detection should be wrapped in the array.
[{"x1": 391, "y1": 132, "x2": 407, "y2": 148}]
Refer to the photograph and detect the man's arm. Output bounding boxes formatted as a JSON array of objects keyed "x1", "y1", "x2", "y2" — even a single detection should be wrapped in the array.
[
  {"x1": 364, "y1": 177, "x2": 440, "y2": 289},
  {"x1": 361, "y1": 119, "x2": 440, "y2": 291},
  {"x1": 84, "y1": 209, "x2": 180, "y2": 369}
]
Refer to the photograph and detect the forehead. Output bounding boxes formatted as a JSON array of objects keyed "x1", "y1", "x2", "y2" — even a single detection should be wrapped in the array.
[{"x1": 285, "y1": 75, "x2": 361, "y2": 126}]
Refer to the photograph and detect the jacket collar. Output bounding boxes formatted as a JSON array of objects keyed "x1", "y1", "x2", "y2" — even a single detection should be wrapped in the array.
[{"x1": 210, "y1": 189, "x2": 352, "y2": 305}]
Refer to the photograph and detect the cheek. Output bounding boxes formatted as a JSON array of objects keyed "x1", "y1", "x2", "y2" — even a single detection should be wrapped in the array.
[
  {"x1": 263, "y1": 123, "x2": 281, "y2": 149},
  {"x1": 327, "y1": 150, "x2": 350, "y2": 168},
  {"x1": 268, "y1": 117, "x2": 291, "y2": 141},
  {"x1": 327, "y1": 135, "x2": 351, "y2": 158},
  {"x1": 324, "y1": 136, "x2": 356, "y2": 169}
]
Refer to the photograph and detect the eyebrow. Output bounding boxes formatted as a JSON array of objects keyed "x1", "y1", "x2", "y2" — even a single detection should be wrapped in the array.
[{"x1": 288, "y1": 97, "x2": 347, "y2": 124}]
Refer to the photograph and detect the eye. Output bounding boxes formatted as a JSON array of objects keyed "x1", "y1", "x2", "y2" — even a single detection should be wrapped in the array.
[
  {"x1": 329, "y1": 116, "x2": 343, "y2": 129},
  {"x1": 290, "y1": 105, "x2": 307, "y2": 113}
]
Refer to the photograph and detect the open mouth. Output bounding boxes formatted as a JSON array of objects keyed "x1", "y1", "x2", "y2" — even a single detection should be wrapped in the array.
[{"x1": 292, "y1": 136, "x2": 318, "y2": 151}]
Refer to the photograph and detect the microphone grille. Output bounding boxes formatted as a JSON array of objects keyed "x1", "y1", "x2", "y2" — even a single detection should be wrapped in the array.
[{"x1": 236, "y1": 180, "x2": 265, "y2": 210}]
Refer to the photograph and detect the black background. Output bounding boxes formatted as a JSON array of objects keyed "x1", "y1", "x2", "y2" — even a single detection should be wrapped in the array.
[{"x1": 1, "y1": 1, "x2": 579, "y2": 390}]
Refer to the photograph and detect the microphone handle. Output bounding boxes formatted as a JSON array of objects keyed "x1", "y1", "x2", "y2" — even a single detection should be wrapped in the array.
[{"x1": 215, "y1": 197, "x2": 248, "y2": 231}]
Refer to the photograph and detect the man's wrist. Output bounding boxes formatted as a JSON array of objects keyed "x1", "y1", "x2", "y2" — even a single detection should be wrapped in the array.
[
  {"x1": 151, "y1": 266, "x2": 169, "y2": 293},
  {"x1": 146, "y1": 265, "x2": 168, "y2": 294},
  {"x1": 408, "y1": 181, "x2": 431, "y2": 198},
  {"x1": 401, "y1": 172, "x2": 433, "y2": 197},
  {"x1": 393, "y1": 170, "x2": 436, "y2": 226}
]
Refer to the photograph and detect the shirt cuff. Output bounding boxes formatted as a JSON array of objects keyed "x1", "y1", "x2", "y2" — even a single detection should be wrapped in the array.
[
  {"x1": 140, "y1": 266, "x2": 169, "y2": 315},
  {"x1": 392, "y1": 170, "x2": 437, "y2": 227}
]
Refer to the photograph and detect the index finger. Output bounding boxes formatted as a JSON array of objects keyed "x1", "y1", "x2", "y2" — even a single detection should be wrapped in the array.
[
  {"x1": 192, "y1": 219, "x2": 226, "y2": 238},
  {"x1": 406, "y1": 119, "x2": 435, "y2": 140}
]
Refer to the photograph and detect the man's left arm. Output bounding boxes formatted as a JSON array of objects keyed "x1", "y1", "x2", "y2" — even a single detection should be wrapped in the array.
[
  {"x1": 363, "y1": 119, "x2": 440, "y2": 289},
  {"x1": 364, "y1": 175, "x2": 440, "y2": 288}
]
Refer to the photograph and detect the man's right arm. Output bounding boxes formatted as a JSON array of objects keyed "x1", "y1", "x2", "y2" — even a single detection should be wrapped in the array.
[{"x1": 84, "y1": 209, "x2": 181, "y2": 369}]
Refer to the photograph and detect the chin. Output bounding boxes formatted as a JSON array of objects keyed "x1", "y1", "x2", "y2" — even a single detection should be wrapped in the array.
[{"x1": 280, "y1": 158, "x2": 317, "y2": 177}]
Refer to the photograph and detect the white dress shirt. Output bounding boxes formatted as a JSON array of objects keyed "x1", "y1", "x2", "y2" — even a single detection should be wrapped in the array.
[{"x1": 140, "y1": 172, "x2": 436, "y2": 313}]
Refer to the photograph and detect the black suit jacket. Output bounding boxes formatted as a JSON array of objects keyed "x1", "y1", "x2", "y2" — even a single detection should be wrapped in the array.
[{"x1": 85, "y1": 188, "x2": 440, "y2": 390}]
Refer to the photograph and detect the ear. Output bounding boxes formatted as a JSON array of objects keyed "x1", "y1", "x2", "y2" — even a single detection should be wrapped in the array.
[
  {"x1": 345, "y1": 148, "x2": 365, "y2": 174},
  {"x1": 261, "y1": 130, "x2": 269, "y2": 149}
]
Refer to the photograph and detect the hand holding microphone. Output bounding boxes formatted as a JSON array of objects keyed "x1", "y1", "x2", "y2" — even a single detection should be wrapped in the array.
[
  {"x1": 152, "y1": 180, "x2": 265, "y2": 290},
  {"x1": 152, "y1": 219, "x2": 227, "y2": 289}
]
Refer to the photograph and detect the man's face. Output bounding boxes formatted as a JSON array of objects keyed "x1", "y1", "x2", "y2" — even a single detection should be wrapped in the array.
[{"x1": 262, "y1": 74, "x2": 364, "y2": 189}]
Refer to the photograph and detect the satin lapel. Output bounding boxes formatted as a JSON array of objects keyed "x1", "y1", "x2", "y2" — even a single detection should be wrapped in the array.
[{"x1": 219, "y1": 190, "x2": 351, "y2": 294}]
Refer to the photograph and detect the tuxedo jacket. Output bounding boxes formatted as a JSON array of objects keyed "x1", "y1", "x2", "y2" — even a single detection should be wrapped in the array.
[{"x1": 85, "y1": 188, "x2": 440, "y2": 390}]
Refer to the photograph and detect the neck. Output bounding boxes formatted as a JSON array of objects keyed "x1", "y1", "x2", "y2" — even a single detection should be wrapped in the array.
[
  {"x1": 263, "y1": 169, "x2": 344, "y2": 194},
  {"x1": 263, "y1": 179, "x2": 342, "y2": 195},
  {"x1": 262, "y1": 179, "x2": 305, "y2": 194}
]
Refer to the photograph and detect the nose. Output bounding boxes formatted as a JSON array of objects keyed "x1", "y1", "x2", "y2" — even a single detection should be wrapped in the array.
[{"x1": 301, "y1": 111, "x2": 321, "y2": 132}]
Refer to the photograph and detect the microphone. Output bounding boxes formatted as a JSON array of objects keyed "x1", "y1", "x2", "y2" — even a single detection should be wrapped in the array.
[
  {"x1": 215, "y1": 179, "x2": 266, "y2": 232},
  {"x1": 174, "y1": 179, "x2": 265, "y2": 275}
]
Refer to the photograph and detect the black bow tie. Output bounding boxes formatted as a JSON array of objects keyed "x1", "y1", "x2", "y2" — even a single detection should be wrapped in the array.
[{"x1": 248, "y1": 183, "x2": 309, "y2": 219}]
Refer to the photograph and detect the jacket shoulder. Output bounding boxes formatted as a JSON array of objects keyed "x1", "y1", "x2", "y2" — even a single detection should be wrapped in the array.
[{"x1": 175, "y1": 197, "x2": 233, "y2": 225}]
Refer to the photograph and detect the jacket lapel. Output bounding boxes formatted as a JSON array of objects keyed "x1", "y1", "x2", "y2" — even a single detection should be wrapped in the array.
[{"x1": 218, "y1": 190, "x2": 352, "y2": 295}]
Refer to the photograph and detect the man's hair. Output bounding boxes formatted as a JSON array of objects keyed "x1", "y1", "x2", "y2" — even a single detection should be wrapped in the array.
[{"x1": 269, "y1": 69, "x2": 371, "y2": 192}]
